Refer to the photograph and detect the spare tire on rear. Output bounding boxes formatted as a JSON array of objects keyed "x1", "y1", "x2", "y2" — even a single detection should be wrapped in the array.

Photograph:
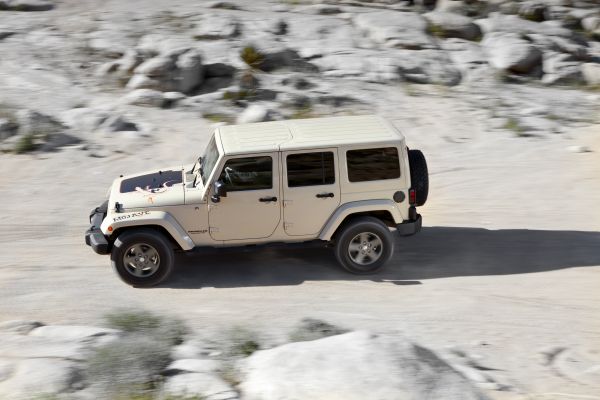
[{"x1": 408, "y1": 149, "x2": 429, "y2": 206}]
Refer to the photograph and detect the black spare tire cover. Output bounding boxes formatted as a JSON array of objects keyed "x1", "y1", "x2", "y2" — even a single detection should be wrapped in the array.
[{"x1": 408, "y1": 149, "x2": 429, "y2": 206}]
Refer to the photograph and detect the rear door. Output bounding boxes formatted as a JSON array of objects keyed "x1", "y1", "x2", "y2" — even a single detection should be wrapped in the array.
[{"x1": 282, "y1": 149, "x2": 340, "y2": 236}]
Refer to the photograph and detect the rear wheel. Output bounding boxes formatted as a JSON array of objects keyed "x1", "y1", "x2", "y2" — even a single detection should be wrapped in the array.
[
  {"x1": 334, "y1": 217, "x2": 394, "y2": 274},
  {"x1": 111, "y1": 229, "x2": 174, "y2": 287}
]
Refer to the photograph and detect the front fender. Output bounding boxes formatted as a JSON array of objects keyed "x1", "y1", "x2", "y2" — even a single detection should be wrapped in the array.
[
  {"x1": 101, "y1": 210, "x2": 194, "y2": 251},
  {"x1": 319, "y1": 200, "x2": 403, "y2": 241}
]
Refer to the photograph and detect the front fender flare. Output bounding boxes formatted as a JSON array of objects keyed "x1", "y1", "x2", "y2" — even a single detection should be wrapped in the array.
[
  {"x1": 101, "y1": 210, "x2": 194, "y2": 251},
  {"x1": 319, "y1": 200, "x2": 403, "y2": 241}
]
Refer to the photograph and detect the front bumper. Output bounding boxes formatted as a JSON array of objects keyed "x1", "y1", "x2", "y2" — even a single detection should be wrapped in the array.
[
  {"x1": 85, "y1": 201, "x2": 110, "y2": 255},
  {"x1": 397, "y1": 213, "x2": 422, "y2": 236}
]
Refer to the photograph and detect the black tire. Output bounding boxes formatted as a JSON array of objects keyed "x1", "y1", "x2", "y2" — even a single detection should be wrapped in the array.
[
  {"x1": 408, "y1": 149, "x2": 429, "y2": 207},
  {"x1": 334, "y1": 217, "x2": 394, "y2": 275},
  {"x1": 111, "y1": 228, "x2": 174, "y2": 287}
]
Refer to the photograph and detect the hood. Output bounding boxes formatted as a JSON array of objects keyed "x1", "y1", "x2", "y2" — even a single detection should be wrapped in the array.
[{"x1": 109, "y1": 167, "x2": 185, "y2": 209}]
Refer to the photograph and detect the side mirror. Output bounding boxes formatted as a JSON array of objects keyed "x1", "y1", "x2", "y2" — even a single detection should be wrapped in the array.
[{"x1": 211, "y1": 180, "x2": 227, "y2": 203}]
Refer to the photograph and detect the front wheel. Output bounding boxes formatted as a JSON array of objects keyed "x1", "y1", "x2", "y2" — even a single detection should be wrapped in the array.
[
  {"x1": 111, "y1": 229, "x2": 174, "y2": 287},
  {"x1": 334, "y1": 217, "x2": 394, "y2": 274}
]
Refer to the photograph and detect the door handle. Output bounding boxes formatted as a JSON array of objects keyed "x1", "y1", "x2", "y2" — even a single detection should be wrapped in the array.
[
  {"x1": 259, "y1": 196, "x2": 278, "y2": 203},
  {"x1": 316, "y1": 192, "x2": 335, "y2": 198}
]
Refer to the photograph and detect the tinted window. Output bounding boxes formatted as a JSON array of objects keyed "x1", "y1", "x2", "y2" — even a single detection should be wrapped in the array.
[
  {"x1": 347, "y1": 147, "x2": 400, "y2": 182},
  {"x1": 219, "y1": 156, "x2": 272, "y2": 191},
  {"x1": 287, "y1": 152, "x2": 335, "y2": 187}
]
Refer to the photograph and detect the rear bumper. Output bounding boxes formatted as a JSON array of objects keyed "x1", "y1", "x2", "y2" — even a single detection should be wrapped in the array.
[
  {"x1": 397, "y1": 213, "x2": 422, "y2": 236},
  {"x1": 85, "y1": 202, "x2": 110, "y2": 255}
]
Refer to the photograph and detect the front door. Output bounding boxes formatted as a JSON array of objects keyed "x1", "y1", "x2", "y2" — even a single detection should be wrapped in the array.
[
  {"x1": 282, "y1": 149, "x2": 341, "y2": 236},
  {"x1": 208, "y1": 153, "x2": 281, "y2": 241}
]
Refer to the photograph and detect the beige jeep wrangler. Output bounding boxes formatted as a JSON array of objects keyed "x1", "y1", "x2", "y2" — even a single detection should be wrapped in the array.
[{"x1": 86, "y1": 115, "x2": 428, "y2": 287}]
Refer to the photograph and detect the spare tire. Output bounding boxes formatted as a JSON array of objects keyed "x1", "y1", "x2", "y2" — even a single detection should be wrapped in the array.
[{"x1": 408, "y1": 149, "x2": 429, "y2": 206}]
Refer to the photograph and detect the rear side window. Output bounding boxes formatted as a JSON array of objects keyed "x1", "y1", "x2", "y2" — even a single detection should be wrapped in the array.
[
  {"x1": 219, "y1": 156, "x2": 272, "y2": 191},
  {"x1": 287, "y1": 152, "x2": 335, "y2": 187},
  {"x1": 347, "y1": 147, "x2": 400, "y2": 182}
]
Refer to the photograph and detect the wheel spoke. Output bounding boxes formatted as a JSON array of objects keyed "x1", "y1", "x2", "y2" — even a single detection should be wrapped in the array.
[
  {"x1": 357, "y1": 253, "x2": 369, "y2": 264},
  {"x1": 348, "y1": 242, "x2": 362, "y2": 253},
  {"x1": 133, "y1": 265, "x2": 146, "y2": 277},
  {"x1": 359, "y1": 233, "x2": 369, "y2": 244},
  {"x1": 369, "y1": 237, "x2": 383, "y2": 251},
  {"x1": 123, "y1": 253, "x2": 136, "y2": 265},
  {"x1": 148, "y1": 250, "x2": 159, "y2": 265}
]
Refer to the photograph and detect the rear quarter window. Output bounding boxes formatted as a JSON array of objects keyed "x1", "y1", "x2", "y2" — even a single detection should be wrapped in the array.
[{"x1": 346, "y1": 147, "x2": 400, "y2": 182}]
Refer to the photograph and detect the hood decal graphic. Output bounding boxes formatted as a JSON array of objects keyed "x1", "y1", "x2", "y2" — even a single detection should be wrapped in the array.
[{"x1": 120, "y1": 170, "x2": 183, "y2": 194}]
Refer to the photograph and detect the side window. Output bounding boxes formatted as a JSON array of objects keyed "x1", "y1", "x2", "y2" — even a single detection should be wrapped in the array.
[
  {"x1": 287, "y1": 152, "x2": 335, "y2": 188},
  {"x1": 219, "y1": 156, "x2": 272, "y2": 191},
  {"x1": 347, "y1": 147, "x2": 400, "y2": 182}
]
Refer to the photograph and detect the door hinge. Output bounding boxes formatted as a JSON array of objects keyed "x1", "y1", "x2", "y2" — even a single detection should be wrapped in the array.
[
  {"x1": 283, "y1": 222, "x2": 293, "y2": 230},
  {"x1": 209, "y1": 226, "x2": 219, "y2": 233}
]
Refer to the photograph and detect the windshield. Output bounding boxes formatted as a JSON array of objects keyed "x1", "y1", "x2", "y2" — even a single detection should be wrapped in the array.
[{"x1": 199, "y1": 136, "x2": 220, "y2": 186}]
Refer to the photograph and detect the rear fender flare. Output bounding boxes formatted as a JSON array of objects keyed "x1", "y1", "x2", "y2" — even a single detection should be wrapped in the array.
[{"x1": 319, "y1": 200, "x2": 403, "y2": 241}]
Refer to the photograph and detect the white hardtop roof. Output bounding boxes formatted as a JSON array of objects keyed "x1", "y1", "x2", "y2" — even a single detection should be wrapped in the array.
[{"x1": 217, "y1": 115, "x2": 404, "y2": 155}]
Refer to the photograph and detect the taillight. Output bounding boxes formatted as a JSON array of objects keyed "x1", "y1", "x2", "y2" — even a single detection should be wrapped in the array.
[{"x1": 409, "y1": 188, "x2": 416, "y2": 205}]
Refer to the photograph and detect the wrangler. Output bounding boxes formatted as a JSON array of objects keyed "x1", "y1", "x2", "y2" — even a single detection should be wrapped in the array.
[{"x1": 85, "y1": 115, "x2": 429, "y2": 287}]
